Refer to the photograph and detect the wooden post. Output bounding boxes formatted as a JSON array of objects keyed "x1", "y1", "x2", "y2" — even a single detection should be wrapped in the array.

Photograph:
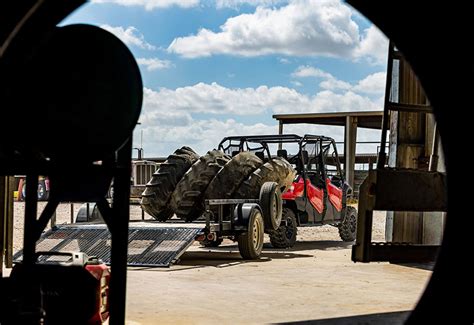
[
  {"x1": 1, "y1": 176, "x2": 6, "y2": 275},
  {"x1": 5, "y1": 176, "x2": 15, "y2": 267}
]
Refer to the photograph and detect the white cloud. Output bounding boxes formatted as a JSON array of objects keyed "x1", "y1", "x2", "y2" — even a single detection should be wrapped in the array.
[
  {"x1": 354, "y1": 25, "x2": 389, "y2": 65},
  {"x1": 352, "y1": 72, "x2": 386, "y2": 94},
  {"x1": 92, "y1": 0, "x2": 199, "y2": 10},
  {"x1": 291, "y1": 80, "x2": 303, "y2": 87},
  {"x1": 293, "y1": 65, "x2": 385, "y2": 94},
  {"x1": 292, "y1": 66, "x2": 333, "y2": 79},
  {"x1": 319, "y1": 78, "x2": 351, "y2": 91},
  {"x1": 141, "y1": 83, "x2": 311, "y2": 116},
  {"x1": 136, "y1": 80, "x2": 383, "y2": 156},
  {"x1": 215, "y1": 0, "x2": 287, "y2": 9},
  {"x1": 292, "y1": 65, "x2": 351, "y2": 91},
  {"x1": 137, "y1": 118, "x2": 276, "y2": 156},
  {"x1": 137, "y1": 58, "x2": 173, "y2": 71},
  {"x1": 279, "y1": 58, "x2": 291, "y2": 64},
  {"x1": 101, "y1": 24, "x2": 156, "y2": 50},
  {"x1": 168, "y1": 0, "x2": 360, "y2": 58},
  {"x1": 141, "y1": 81, "x2": 381, "y2": 119}
]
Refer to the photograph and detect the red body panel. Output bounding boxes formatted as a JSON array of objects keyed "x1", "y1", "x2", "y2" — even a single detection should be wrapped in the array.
[
  {"x1": 306, "y1": 180, "x2": 324, "y2": 213},
  {"x1": 282, "y1": 177, "x2": 305, "y2": 200},
  {"x1": 326, "y1": 178, "x2": 342, "y2": 212},
  {"x1": 283, "y1": 177, "x2": 324, "y2": 214}
]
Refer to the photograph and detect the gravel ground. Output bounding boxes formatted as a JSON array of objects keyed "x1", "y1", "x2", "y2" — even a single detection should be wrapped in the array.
[{"x1": 11, "y1": 202, "x2": 385, "y2": 253}]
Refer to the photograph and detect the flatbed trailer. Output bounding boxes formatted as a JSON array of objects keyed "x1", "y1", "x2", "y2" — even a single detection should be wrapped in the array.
[{"x1": 14, "y1": 196, "x2": 274, "y2": 267}]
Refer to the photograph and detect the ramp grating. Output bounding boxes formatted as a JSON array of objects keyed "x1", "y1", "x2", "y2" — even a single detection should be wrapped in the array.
[{"x1": 14, "y1": 225, "x2": 202, "y2": 267}]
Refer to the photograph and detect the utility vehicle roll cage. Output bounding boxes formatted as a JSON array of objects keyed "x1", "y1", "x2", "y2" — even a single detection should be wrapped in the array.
[{"x1": 217, "y1": 134, "x2": 344, "y2": 181}]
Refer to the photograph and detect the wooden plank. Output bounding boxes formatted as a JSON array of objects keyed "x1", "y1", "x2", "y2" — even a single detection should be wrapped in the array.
[{"x1": 0, "y1": 176, "x2": 6, "y2": 275}]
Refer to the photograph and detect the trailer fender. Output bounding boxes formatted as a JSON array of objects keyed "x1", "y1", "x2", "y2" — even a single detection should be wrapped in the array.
[{"x1": 233, "y1": 203, "x2": 262, "y2": 228}]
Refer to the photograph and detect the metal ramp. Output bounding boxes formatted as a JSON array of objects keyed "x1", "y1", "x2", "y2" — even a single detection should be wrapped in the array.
[{"x1": 13, "y1": 224, "x2": 202, "y2": 267}]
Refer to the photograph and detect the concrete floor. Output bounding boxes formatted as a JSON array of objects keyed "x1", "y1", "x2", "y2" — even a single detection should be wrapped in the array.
[
  {"x1": 5, "y1": 204, "x2": 432, "y2": 324},
  {"x1": 125, "y1": 240, "x2": 431, "y2": 324}
]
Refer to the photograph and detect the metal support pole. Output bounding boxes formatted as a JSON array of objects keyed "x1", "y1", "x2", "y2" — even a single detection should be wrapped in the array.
[
  {"x1": 86, "y1": 202, "x2": 90, "y2": 222},
  {"x1": 70, "y1": 203, "x2": 74, "y2": 224},
  {"x1": 344, "y1": 116, "x2": 357, "y2": 188},
  {"x1": 23, "y1": 175, "x2": 39, "y2": 265},
  {"x1": 109, "y1": 138, "x2": 132, "y2": 325},
  {"x1": 278, "y1": 121, "x2": 283, "y2": 150}
]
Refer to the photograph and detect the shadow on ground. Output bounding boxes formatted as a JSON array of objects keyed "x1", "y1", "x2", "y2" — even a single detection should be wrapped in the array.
[
  {"x1": 128, "y1": 240, "x2": 352, "y2": 271},
  {"x1": 272, "y1": 240, "x2": 353, "y2": 252},
  {"x1": 281, "y1": 310, "x2": 410, "y2": 325}
]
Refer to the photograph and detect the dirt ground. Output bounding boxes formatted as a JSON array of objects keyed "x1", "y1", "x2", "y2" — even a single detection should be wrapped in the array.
[{"x1": 6, "y1": 203, "x2": 431, "y2": 324}]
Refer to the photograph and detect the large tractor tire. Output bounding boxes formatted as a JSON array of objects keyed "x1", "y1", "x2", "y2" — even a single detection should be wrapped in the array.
[
  {"x1": 140, "y1": 146, "x2": 199, "y2": 221},
  {"x1": 171, "y1": 150, "x2": 231, "y2": 221},
  {"x1": 269, "y1": 208, "x2": 297, "y2": 248},
  {"x1": 234, "y1": 157, "x2": 296, "y2": 199},
  {"x1": 204, "y1": 152, "x2": 263, "y2": 200},
  {"x1": 338, "y1": 206, "x2": 357, "y2": 242}
]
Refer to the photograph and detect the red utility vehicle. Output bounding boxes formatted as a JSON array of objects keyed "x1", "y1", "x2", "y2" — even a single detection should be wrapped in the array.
[{"x1": 218, "y1": 134, "x2": 357, "y2": 247}]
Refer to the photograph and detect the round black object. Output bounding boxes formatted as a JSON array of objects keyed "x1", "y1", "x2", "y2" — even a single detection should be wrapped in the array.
[
  {"x1": 259, "y1": 181, "x2": 282, "y2": 231},
  {"x1": 237, "y1": 207, "x2": 264, "y2": 260},
  {"x1": 11, "y1": 24, "x2": 142, "y2": 162},
  {"x1": 269, "y1": 208, "x2": 297, "y2": 249},
  {"x1": 37, "y1": 179, "x2": 49, "y2": 201}
]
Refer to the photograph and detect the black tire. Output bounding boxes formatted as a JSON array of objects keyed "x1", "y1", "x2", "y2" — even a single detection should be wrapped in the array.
[
  {"x1": 338, "y1": 206, "x2": 357, "y2": 242},
  {"x1": 234, "y1": 157, "x2": 296, "y2": 199},
  {"x1": 37, "y1": 180, "x2": 49, "y2": 201},
  {"x1": 269, "y1": 208, "x2": 297, "y2": 248},
  {"x1": 140, "y1": 146, "x2": 199, "y2": 221},
  {"x1": 259, "y1": 182, "x2": 282, "y2": 231},
  {"x1": 237, "y1": 208, "x2": 264, "y2": 259},
  {"x1": 205, "y1": 152, "x2": 263, "y2": 200},
  {"x1": 171, "y1": 150, "x2": 231, "y2": 221},
  {"x1": 200, "y1": 237, "x2": 223, "y2": 248}
]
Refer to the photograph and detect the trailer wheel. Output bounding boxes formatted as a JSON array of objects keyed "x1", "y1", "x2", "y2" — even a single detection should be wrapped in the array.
[
  {"x1": 338, "y1": 206, "x2": 357, "y2": 242},
  {"x1": 269, "y1": 208, "x2": 297, "y2": 248},
  {"x1": 237, "y1": 208, "x2": 264, "y2": 259},
  {"x1": 259, "y1": 182, "x2": 282, "y2": 231}
]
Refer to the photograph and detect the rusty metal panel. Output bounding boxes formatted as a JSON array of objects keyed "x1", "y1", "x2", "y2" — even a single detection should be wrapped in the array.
[{"x1": 374, "y1": 169, "x2": 447, "y2": 212}]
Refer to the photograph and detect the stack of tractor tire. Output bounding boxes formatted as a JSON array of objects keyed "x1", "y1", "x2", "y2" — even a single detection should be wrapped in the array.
[{"x1": 140, "y1": 147, "x2": 296, "y2": 223}]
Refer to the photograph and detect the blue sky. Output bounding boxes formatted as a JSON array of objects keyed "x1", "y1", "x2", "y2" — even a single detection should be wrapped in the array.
[{"x1": 63, "y1": 0, "x2": 388, "y2": 157}]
